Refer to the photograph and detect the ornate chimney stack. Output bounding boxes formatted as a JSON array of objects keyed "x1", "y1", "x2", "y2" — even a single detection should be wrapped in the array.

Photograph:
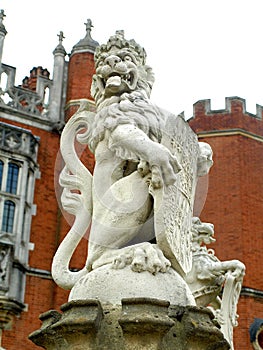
[{"x1": 21, "y1": 66, "x2": 50, "y2": 92}]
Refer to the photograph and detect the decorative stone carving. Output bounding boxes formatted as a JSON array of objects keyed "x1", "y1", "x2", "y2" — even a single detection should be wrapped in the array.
[
  {"x1": 0, "y1": 122, "x2": 39, "y2": 161},
  {"x1": 154, "y1": 113, "x2": 200, "y2": 276},
  {"x1": 0, "y1": 64, "x2": 52, "y2": 117},
  {"x1": 50, "y1": 31, "x2": 243, "y2": 349},
  {"x1": 51, "y1": 31, "x2": 214, "y2": 306},
  {"x1": 0, "y1": 245, "x2": 11, "y2": 292},
  {"x1": 186, "y1": 217, "x2": 245, "y2": 349}
]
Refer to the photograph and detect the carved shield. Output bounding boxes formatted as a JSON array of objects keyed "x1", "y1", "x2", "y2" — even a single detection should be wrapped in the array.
[{"x1": 154, "y1": 114, "x2": 200, "y2": 276}]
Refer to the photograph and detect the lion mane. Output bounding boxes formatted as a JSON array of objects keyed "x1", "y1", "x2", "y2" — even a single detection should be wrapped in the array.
[
  {"x1": 84, "y1": 31, "x2": 170, "y2": 155},
  {"x1": 79, "y1": 31, "x2": 173, "y2": 156}
]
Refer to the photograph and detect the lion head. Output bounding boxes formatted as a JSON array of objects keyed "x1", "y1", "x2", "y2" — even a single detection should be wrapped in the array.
[{"x1": 91, "y1": 30, "x2": 155, "y2": 110}]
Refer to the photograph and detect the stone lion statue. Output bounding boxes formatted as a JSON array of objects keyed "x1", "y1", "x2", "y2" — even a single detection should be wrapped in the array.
[
  {"x1": 51, "y1": 31, "x2": 213, "y2": 294},
  {"x1": 50, "y1": 31, "x2": 245, "y2": 347}
]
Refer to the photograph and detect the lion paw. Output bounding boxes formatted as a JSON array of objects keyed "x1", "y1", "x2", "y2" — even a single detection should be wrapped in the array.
[{"x1": 112, "y1": 242, "x2": 171, "y2": 275}]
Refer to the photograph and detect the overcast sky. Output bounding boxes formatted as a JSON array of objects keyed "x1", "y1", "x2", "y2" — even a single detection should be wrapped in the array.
[{"x1": 1, "y1": 0, "x2": 263, "y2": 119}]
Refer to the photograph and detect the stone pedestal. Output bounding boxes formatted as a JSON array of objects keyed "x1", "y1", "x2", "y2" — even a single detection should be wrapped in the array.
[
  {"x1": 119, "y1": 298, "x2": 174, "y2": 350},
  {"x1": 29, "y1": 298, "x2": 230, "y2": 350}
]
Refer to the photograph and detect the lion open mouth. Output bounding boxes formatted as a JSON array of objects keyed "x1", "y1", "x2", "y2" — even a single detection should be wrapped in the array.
[{"x1": 99, "y1": 70, "x2": 138, "y2": 95}]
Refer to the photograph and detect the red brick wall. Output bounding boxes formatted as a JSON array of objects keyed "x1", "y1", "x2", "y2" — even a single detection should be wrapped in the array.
[
  {"x1": 65, "y1": 51, "x2": 96, "y2": 121},
  {"x1": 234, "y1": 296, "x2": 263, "y2": 349},
  {"x1": 189, "y1": 96, "x2": 263, "y2": 348}
]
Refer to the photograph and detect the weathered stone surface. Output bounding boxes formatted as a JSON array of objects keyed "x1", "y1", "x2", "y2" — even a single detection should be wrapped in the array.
[
  {"x1": 29, "y1": 300, "x2": 103, "y2": 350},
  {"x1": 119, "y1": 298, "x2": 174, "y2": 350},
  {"x1": 29, "y1": 298, "x2": 230, "y2": 350},
  {"x1": 164, "y1": 305, "x2": 230, "y2": 350},
  {"x1": 186, "y1": 217, "x2": 245, "y2": 349}
]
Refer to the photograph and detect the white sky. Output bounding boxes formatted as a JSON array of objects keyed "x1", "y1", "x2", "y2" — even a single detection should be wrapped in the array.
[{"x1": 1, "y1": 0, "x2": 263, "y2": 119}]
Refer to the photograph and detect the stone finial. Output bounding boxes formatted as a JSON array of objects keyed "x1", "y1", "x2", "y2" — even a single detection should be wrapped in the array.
[
  {"x1": 0, "y1": 10, "x2": 7, "y2": 36},
  {"x1": 115, "y1": 30, "x2": 124, "y2": 38},
  {"x1": 71, "y1": 18, "x2": 99, "y2": 55},
  {"x1": 58, "y1": 31, "x2": 65, "y2": 45},
  {"x1": 85, "y1": 19, "x2": 93, "y2": 33},
  {"x1": 53, "y1": 31, "x2": 66, "y2": 56}
]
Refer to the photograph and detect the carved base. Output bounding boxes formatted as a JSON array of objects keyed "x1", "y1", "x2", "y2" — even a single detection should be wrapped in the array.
[{"x1": 29, "y1": 298, "x2": 230, "y2": 350}]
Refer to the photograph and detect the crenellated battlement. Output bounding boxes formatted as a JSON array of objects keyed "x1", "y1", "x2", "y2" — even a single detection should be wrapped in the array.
[
  {"x1": 190, "y1": 96, "x2": 263, "y2": 139},
  {"x1": 193, "y1": 96, "x2": 263, "y2": 120}
]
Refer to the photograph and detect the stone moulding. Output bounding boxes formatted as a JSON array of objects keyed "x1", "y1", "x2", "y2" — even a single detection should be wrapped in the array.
[{"x1": 0, "y1": 297, "x2": 25, "y2": 331}]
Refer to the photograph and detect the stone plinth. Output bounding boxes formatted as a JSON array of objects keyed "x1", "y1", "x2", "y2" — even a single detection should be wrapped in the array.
[
  {"x1": 165, "y1": 305, "x2": 230, "y2": 350},
  {"x1": 29, "y1": 298, "x2": 230, "y2": 350},
  {"x1": 28, "y1": 300, "x2": 103, "y2": 350},
  {"x1": 119, "y1": 298, "x2": 174, "y2": 350}
]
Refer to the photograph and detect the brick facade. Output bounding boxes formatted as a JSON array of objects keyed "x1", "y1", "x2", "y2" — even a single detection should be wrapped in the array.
[{"x1": 189, "y1": 97, "x2": 263, "y2": 349}]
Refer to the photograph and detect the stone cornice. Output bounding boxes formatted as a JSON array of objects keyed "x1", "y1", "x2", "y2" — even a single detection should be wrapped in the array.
[
  {"x1": 196, "y1": 128, "x2": 263, "y2": 143},
  {"x1": 241, "y1": 287, "x2": 263, "y2": 298}
]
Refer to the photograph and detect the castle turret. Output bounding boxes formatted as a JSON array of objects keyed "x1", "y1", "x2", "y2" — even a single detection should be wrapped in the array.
[{"x1": 65, "y1": 19, "x2": 98, "y2": 121}]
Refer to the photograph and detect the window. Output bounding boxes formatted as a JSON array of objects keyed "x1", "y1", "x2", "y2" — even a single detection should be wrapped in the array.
[
  {"x1": 0, "y1": 159, "x2": 20, "y2": 236},
  {"x1": 6, "y1": 163, "x2": 19, "y2": 194},
  {"x1": 1, "y1": 200, "x2": 15, "y2": 233},
  {"x1": 0, "y1": 160, "x2": 20, "y2": 194}
]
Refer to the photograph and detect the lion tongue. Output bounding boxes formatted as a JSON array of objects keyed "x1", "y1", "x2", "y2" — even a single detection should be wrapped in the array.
[{"x1": 106, "y1": 76, "x2": 121, "y2": 88}]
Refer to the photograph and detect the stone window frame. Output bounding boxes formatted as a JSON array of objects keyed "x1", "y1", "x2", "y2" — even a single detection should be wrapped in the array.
[
  {"x1": 2, "y1": 199, "x2": 16, "y2": 233},
  {"x1": 0, "y1": 155, "x2": 24, "y2": 245}
]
